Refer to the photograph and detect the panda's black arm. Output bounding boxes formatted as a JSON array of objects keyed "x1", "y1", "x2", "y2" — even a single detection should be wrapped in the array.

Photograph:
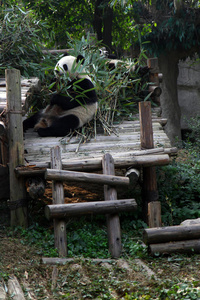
[
  {"x1": 23, "y1": 111, "x2": 42, "y2": 131},
  {"x1": 50, "y1": 94, "x2": 81, "y2": 110}
]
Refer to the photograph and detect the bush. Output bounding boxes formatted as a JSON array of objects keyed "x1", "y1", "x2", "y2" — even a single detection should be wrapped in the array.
[
  {"x1": 0, "y1": 4, "x2": 52, "y2": 78},
  {"x1": 157, "y1": 117, "x2": 200, "y2": 226}
]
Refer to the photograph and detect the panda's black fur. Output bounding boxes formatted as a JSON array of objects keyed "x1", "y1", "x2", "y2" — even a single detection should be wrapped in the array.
[{"x1": 23, "y1": 55, "x2": 98, "y2": 137}]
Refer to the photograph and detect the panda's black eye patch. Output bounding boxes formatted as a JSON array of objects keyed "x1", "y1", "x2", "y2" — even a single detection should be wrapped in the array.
[{"x1": 63, "y1": 64, "x2": 68, "y2": 71}]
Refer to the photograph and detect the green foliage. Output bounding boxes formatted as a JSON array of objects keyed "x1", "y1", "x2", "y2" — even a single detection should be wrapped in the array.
[
  {"x1": 142, "y1": 1, "x2": 200, "y2": 57},
  {"x1": 54, "y1": 35, "x2": 150, "y2": 133},
  {"x1": 7, "y1": 215, "x2": 148, "y2": 259},
  {"x1": 0, "y1": 4, "x2": 51, "y2": 77},
  {"x1": 23, "y1": 0, "x2": 94, "y2": 47},
  {"x1": 159, "y1": 281, "x2": 200, "y2": 299},
  {"x1": 157, "y1": 117, "x2": 200, "y2": 225},
  {"x1": 111, "y1": 3, "x2": 152, "y2": 56},
  {"x1": 67, "y1": 221, "x2": 110, "y2": 258},
  {"x1": 123, "y1": 281, "x2": 200, "y2": 299},
  {"x1": 9, "y1": 224, "x2": 58, "y2": 257}
]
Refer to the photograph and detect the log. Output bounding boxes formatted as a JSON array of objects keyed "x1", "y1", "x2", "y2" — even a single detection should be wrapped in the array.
[
  {"x1": 42, "y1": 49, "x2": 70, "y2": 55},
  {"x1": 60, "y1": 154, "x2": 170, "y2": 170},
  {"x1": 45, "y1": 199, "x2": 137, "y2": 219},
  {"x1": 6, "y1": 69, "x2": 28, "y2": 227},
  {"x1": 139, "y1": 101, "x2": 160, "y2": 226},
  {"x1": 8, "y1": 276, "x2": 26, "y2": 300},
  {"x1": 143, "y1": 224, "x2": 200, "y2": 244},
  {"x1": 51, "y1": 146, "x2": 67, "y2": 257},
  {"x1": 42, "y1": 257, "x2": 114, "y2": 265},
  {"x1": 45, "y1": 169, "x2": 130, "y2": 186},
  {"x1": 102, "y1": 153, "x2": 122, "y2": 258},
  {"x1": 149, "y1": 239, "x2": 200, "y2": 256},
  {"x1": 15, "y1": 166, "x2": 46, "y2": 177},
  {"x1": 148, "y1": 85, "x2": 162, "y2": 97},
  {"x1": 15, "y1": 152, "x2": 172, "y2": 174},
  {"x1": 0, "y1": 280, "x2": 6, "y2": 300}
]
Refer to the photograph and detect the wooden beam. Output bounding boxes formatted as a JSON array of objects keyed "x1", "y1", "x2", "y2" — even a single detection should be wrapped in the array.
[
  {"x1": 45, "y1": 169, "x2": 130, "y2": 186},
  {"x1": 102, "y1": 153, "x2": 122, "y2": 258},
  {"x1": 6, "y1": 69, "x2": 28, "y2": 227},
  {"x1": 45, "y1": 199, "x2": 137, "y2": 219},
  {"x1": 139, "y1": 101, "x2": 161, "y2": 227},
  {"x1": 15, "y1": 152, "x2": 172, "y2": 175},
  {"x1": 51, "y1": 146, "x2": 67, "y2": 257},
  {"x1": 42, "y1": 257, "x2": 114, "y2": 265}
]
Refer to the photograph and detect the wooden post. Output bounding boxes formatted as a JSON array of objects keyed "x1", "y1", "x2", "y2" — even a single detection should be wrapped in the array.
[
  {"x1": 51, "y1": 146, "x2": 67, "y2": 257},
  {"x1": 147, "y1": 58, "x2": 162, "y2": 105},
  {"x1": 102, "y1": 153, "x2": 122, "y2": 258},
  {"x1": 6, "y1": 69, "x2": 28, "y2": 227},
  {"x1": 148, "y1": 201, "x2": 161, "y2": 228},
  {"x1": 139, "y1": 101, "x2": 161, "y2": 227}
]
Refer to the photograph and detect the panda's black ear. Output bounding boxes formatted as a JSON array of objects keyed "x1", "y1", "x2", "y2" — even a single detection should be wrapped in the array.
[{"x1": 77, "y1": 55, "x2": 85, "y2": 64}]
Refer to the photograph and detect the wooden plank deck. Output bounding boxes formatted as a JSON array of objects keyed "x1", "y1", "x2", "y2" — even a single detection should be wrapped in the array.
[
  {"x1": 23, "y1": 111, "x2": 174, "y2": 170},
  {"x1": 0, "y1": 76, "x2": 175, "y2": 171},
  {"x1": 0, "y1": 77, "x2": 41, "y2": 112}
]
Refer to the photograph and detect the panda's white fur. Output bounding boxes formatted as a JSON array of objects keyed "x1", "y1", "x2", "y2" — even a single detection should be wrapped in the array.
[
  {"x1": 54, "y1": 55, "x2": 91, "y2": 80},
  {"x1": 107, "y1": 58, "x2": 149, "y2": 78},
  {"x1": 23, "y1": 54, "x2": 98, "y2": 137},
  {"x1": 107, "y1": 59, "x2": 136, "y2": 73}
]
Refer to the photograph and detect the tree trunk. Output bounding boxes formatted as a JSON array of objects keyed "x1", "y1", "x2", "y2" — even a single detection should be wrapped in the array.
[
  {"x1": 158, "y1": 52, "x2": 182, "y2": 145},
  {"x1": 102, "y1": 6, "x2": 113, "y2": 50},
  {"x1": 94, "y1": 0, "x2": 103, "y2": 41},
  {"x1": 93, "y1": 0, "x2": 113, "y2": 50}
]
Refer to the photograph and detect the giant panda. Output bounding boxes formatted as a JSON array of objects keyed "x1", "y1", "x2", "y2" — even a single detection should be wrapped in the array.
[
  {"x1": 106, "y1": 58, "x2": 149, "y2": 76},
  {"x1": 23, "y1": 55, "x2": 98, "y2": 137}
]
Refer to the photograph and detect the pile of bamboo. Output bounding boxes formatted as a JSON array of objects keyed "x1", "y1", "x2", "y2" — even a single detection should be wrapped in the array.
[{"x1": 143, "y1": 224, "x2": 200, "y2": 255}]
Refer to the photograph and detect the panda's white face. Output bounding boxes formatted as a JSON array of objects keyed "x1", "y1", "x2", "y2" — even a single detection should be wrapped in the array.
[
  {"x1": 54, "y1": 55, "x2": 77, "y2": 76},
  {"x1": 54, "y1": 55, "x2": 91, "y2": 80},
  {"x1": 54, "y1": 55, "x2": 77, "y2": 77}
]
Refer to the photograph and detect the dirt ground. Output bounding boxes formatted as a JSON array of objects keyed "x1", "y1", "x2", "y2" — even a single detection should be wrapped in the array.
[{"x1": 1, "y1": 181, "x2": 200, "y2": 299}]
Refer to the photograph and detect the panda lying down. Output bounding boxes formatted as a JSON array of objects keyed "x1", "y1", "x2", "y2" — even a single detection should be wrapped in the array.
[{"x1": 23, "y1": 55, "x2": 98, "y2": 137}]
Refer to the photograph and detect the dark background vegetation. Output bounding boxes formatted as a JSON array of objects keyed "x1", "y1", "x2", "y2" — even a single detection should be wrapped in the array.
[{"x1": 1, "y1": 1, "x2": 200, "y2": 298}]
